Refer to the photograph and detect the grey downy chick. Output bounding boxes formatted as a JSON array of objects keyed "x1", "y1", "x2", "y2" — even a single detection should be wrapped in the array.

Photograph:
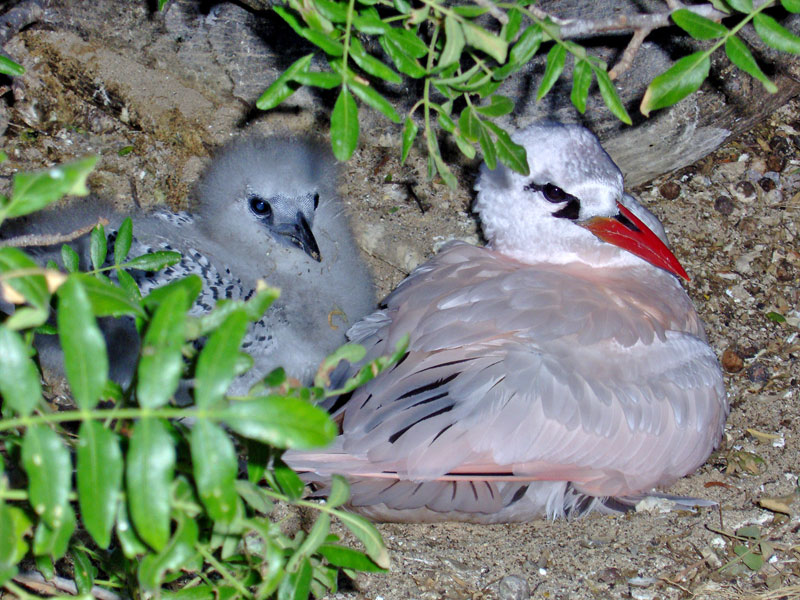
[{"x1": 2, "y1": 136, "x2": 376, "y2": 393}]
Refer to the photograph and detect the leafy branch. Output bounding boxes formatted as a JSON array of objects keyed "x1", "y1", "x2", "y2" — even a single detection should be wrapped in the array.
[
  {"x1": 252, "y1": 0, "x2": 800, "y2": 187},
  {"x1": 0, "y1": 159, "x2": 402, "y2": 598}
]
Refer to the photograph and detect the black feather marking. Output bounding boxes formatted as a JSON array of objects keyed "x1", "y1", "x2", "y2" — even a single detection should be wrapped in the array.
[
  {"x1": 507, "y1": 485, "x2": 529, "y2": 506},
  {"x1": 431, "y1": 423, "x2": 453, "y2": 443},
  {"x1": 397, "y1": 372, "x2": 458, "y2": 400},
  {"x1": 418, "y1": 357, "x2": 476, "y2": 373},
  {"x1": 388, "y1": 404, "x2": 454, "y2": 443},
  {"x1": 469, "y1": 481, "x2": 478, "y2": 501}
]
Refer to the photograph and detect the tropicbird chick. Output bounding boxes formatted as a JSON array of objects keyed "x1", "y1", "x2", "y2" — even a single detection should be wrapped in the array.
[
  {"x1": 4, "y1": 136, "x2": 375, "y2": 391},
  {"x1": 286, "y1": 122, "x2": 727, "y2": 523}
]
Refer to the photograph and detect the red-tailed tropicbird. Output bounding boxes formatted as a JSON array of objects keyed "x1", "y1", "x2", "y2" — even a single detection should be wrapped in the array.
[{"x1": 287, "y1": 122, "x2": 727, "y2": 523}]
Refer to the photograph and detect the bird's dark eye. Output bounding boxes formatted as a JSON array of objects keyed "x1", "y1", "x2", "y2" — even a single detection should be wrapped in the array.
[
  {"x1": 313, "y1": 193, "x2": 320, "y2": 210},
  {"x1": 249, "y1": 195, "x2": 272, "y2": 218},
  {"x1": 542, "y1": 184, "x2": 567, "y2": 203}
]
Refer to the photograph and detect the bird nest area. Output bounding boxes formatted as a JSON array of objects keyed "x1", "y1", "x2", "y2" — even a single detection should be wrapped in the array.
[
  {"x1": 0, "y1": 36, "x2": 798, "y2": 600},
  {"x1": 315, "y1": 101, "x2": 800, "y2": 600}
]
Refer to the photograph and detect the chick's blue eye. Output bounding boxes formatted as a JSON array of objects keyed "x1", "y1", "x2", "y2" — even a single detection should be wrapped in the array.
[{"x1": 249, "y1": 196, "x2": 272, "y2": 217}]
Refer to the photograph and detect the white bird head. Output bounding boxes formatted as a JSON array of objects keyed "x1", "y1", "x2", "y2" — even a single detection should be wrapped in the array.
[
  {"x1": 475, "y1": 122, "x2": 688, "y2": 280},
  {"x1": 196, "y1": 136, "x2": 339, "y2": 262}
]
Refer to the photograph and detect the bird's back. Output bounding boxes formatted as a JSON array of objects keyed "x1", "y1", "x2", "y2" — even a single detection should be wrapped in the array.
[{"x1": 290, "y1": 241, "x2": 727, "y2": 522}]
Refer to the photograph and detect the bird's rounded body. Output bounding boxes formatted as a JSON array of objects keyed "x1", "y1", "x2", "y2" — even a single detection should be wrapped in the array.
[{"x1": 286, "y1": 123, "x2": 727, "y2": 522}]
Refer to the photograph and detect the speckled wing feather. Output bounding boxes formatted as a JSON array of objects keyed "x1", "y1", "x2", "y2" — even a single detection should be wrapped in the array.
[{"x1": 288, "y1": 241, "x2": 727, "y2": 521}]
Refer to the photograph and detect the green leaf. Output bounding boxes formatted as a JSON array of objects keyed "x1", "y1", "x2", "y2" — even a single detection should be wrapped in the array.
[
  {"x1": 536, "y1": 44, "x2": 566, "y2": 101},
  {"x1": 753, "y1": 13, "x2": 800, "y2": 54},
  {"x1": 0, "y1": 247, "x2": 49, "y2": 310},
  {"x1": 22, "y1": 425, "x2": 71, "y2": 529},
  {"x1": 319, "y1": 544, "x2": 387, "y2": 572},
  {"x1": 77, "y1": 421, "x2": 122, "y2": 549},
  {"x1": 349, "y1": 38, "x2": 403, "y2": 84},
  {"x1": 0, "y1": 55, "x2": 24, "y2": 76},
  {"x1": 474, "y1": 95, "x2": 514, "y2": 117},
  {"x1": 393, "y1": 0, "x2": 410, "y2": 13},
  {"x1": 782, "y1": 0, "x2": 800, "y2": 12},
  {"x1": 195, "y1": 309, "x2": 249, "y2": 408},
  {"x1": 256, "y1": 53, "x2": 313, "y2": 111},
  {"x1": 384, "y1": 28, "x2": 428, "y2": 58},
  {"x1": 439, "y1": 16, "x2": 465, "y2": 69},
  {"x1": 484, "y1": 122, "x2": 529, "y2": 175},
  {"x1": 326, "y1": 475, "x2": 350, "y2": 508},
  {"x1": 34, "y1": 555, "x2": 54, "y2": 581},
  {"x1": 127, "y1": 418, "x2": 176, "y2": 551},
  {"x1": 313, "y1": 0, "x2": 347, "y2": 22},
  {"x1": 76, "y1": 272, "x2": 145, "y2": 317},
  {"x1": 72, "y1": 547, "x2": 97, "y2": 594},
  {"x1": 0, "y1": 503, "x2": 32, "y2": 568},
  {"x1": 32, "y1": 504, "x2": 75, "y2": 559},
  {"x1": 0, "y1": 325, "x2": 42, "y2": 416},
  {"x1": 640, "y1": 52, "x2": 710, "y2": 116},
  {"x1": 291, "y1": 69, "x2": 342, "y2": 89},
  {"x1": 191, "y1": 421, "x2": 239, "y2": 523},
  {"x1": 235, "y1": 479, "x2": 274, "y2": 513},
  {"x1": 594, "y1": 66, "x2": 632, "y2": 124},
  {"x1": 221, "y1": 395, "x2": 337, "y2": 449},
  {"x1": 4, "y1": 306, "x2": 48, "y2": 331},
  {"x1": 114, "y1": 217, "x2": 133, "y2": 264},
  {"x1": 353, "y1": 11, "x2": 391, "y2": 35},
  {"x1": 726, "y1": 0, "x2": 753, "y2": 11},
  {"x1": 501, "y1": 7, "x2": 523, "y2": 42},
  {"x1": 451, "y1": 5, "x2": 488, "y2": 17},
  {"x1": 289, "y1": 512, "x2": 330, "y2": 571},
  {"x1": 766, "y1": 311, "x2": 786, "y2": 323},
  {"x1": 401, "y1": 117, "x2": 418, "y2": 163},
  {"x1": 142, "y1": 275, "x2": 201, "y2": 312},
  {"x1": 671, "y1": 9, "x2": 728, "y2": 40},
  {"x1": 116, "y1": 501, "x2": 147, "y2": 558},
  {"x1": 335, "y1": 511, "x2": 389, "y2": 568},
  {"x1": 138, "y1": 513, "x2": 199, "y2": 590},
  {"x1": 137, "y1": 286, "x2": 187, "y2": 408},
  {"x1": 380, "y1": 35, "x2": 426, "y2": 78},
  {"x1": 120, "y1": 250, "x2": 181, "y2": 271},
  {"x1": 90, "y1": 224, "x2": 107, "y2": 271},
  {"x1": 278, "y1": 557, "x2": 312, "y2": 600},
  {"x1": 349, "y1": 80, "x2": 402, "y2": 123},
  {"x1": 570, "y1": 59, "x2": 593, "y2": 113},
  {"x1": 61, "y1": 244, "x2": 80, "y2": 272},
  {"x1": 461, "y1": 21, "x2": 508, "y2": 63},
  {"x1": 57, "y1": 277, "x2": 108, "y2": 410},
  {"x1": 508, "y1": 24, "x2": 542, "y2": 66},
  {"x1": 458, "y1": 106, "x2": 481, "y2": 142},
  {"x1": 477, "y1": 123, "x2": 497, "y2": 170},
  {"x1": 273, "y1": 458, "x2": 305, "y2": 500},
  {"x1": 4, "y1": 156, "x2": 97, "y2": 219},
  {"x1": 273, "y1": 6, "x2": 343, "y2": 56},
  {"x1": 725, "y1": 36, "x2": 777, "y2": 92},
  {"x1": 331, "y1": 87, "x2": 359, "y2": 161},
  {"x1": 452, "y1": 131, "x2": 477, "y2": 160}
]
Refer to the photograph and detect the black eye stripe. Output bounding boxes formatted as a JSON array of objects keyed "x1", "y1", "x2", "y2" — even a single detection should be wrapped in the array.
[{"x1": 524, "y1": 182, "x2": 581, "y2": 220}]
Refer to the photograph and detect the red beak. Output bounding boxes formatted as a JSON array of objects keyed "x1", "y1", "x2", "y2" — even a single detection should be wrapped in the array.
[{"x1": 582, "y1": 202, "x2": 689, "y2": 281}]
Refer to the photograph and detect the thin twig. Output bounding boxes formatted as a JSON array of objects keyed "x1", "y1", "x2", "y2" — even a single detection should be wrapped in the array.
[
  {"x1": 0, "y1": 217, "x2": 109, "y2": 248},
  {"x1": 472, "y1": 0, "x2": 508, "y2": 25},
  {"x1": 609, "y1": 27, "x2": 650, "y2": 80},
  {"x1": 13, "y1": 571, "x2": 124, "y2": 600}
]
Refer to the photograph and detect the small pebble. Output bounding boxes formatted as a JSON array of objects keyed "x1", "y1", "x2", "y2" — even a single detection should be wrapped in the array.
[
  {"x1": 498, "y1": 575, "x2": 530, "y2": 600},
  {"x1": 659, "y1": 181, "x2": 681, "y2": 199},
  {"x1": 758, "y1": 177, "x2": 776, "y2": 192},
  {"x1": 776, "y1": 259, "x2": 794, "y2": 282},
  {"x1": 769, "y1": 135, "x2": 791, "y2": 155},
  {"x1": 732, "y1": 180, "x2": 756, "y2": 202},
  {"x1": 745, "y1": 363, "x2": 769, "y2": 383},
  {"x1": 766, "y1": 153, "x2": 785, "y2": 172},
  {"x1": 722, "y1": 348, "x2": 744, "y2": 373},
  {"x1": 714, "y1": 195, "x2": 734, "y2": 215}
]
